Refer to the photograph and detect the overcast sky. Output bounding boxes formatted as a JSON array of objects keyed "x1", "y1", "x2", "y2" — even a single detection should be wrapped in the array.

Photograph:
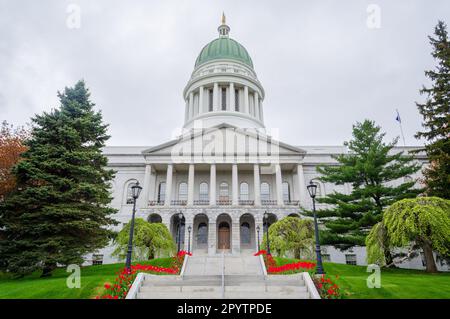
[{"x1": 0, "y1": 1, "x2": 448, "y2": 147}]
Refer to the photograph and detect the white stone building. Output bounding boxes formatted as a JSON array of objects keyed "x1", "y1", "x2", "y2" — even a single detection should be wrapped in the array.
[{"x1": 92, "y1": 17, "x2": 448, "y2": 272}]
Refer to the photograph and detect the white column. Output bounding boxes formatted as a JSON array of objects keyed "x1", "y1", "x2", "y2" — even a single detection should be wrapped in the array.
[
  {"x1": 254, "y1": 92, "x2": 259, "y2": 120},
  {"x1": 243, "y1": 86, "x2": 249, "y2": 114},
  {"x1": 208, "y1": 222, "x2": 216, "y2": 255},
  {"x1": 259, "y1": 100, "x2": 264, "y2": 123},
  {"x1": 297, "y1": 164, "x2": 307, "y2": 206},
  {"x1": 187, "y1": 164, "x2": 195, "y2": 206},
  {"x1": 232, "y1": 221, "x2": 240, "y2": 254},
  {"x1": 213, "y1": 82, "x2": 219, "y2": 111},
  {"x1": 210, "y1": 164, "x2": 216, "y2": 205},
  {"x1": 253, "y1": 164, "x2": 261, "y2": 206},
  {"x1": 189, "y1": 92, "x2": 194, "y2": 118},
  {"x1": 229, "y1": 82, "x2": 235, "y2": 111},
  {"x1": 275, "y1": 164, "x2": 284, "y2": 206},
  {"x1": 141, "y1": 164, "x2": 152, "y2": 207},
  {"x1": 184, "y1": 99, "x2": 189, "y2": 122},
  {"x1": 164, "y1": 164, "x2": 173, "y2": 207},
  {"x1": 232, "y1": 164, "x2": 238, "y2": 205},
  {"x1": 198, "y1": 86, "x2": 204, "y2": 115}
]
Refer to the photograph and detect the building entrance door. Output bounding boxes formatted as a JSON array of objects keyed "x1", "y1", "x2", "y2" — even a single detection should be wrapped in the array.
[{"x1": 218, "y1": 222, "x2": 230, "y2": 250}]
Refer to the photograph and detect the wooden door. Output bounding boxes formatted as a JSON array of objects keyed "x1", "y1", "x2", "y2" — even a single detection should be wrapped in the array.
[{"x1": 218, "y1": 225, "x2": 230, "y2": 249}]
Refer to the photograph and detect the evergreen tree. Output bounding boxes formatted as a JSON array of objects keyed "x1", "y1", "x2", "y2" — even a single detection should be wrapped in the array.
[
  {"x1": 0, "y1": 81, "x2": 117, "y2": 276},
  {"x1": 415, "y1": 21, "x2": 450, "y2": 199},
  {"x1": 314, "y1": 120, "x2": 422, "y2": 264}
]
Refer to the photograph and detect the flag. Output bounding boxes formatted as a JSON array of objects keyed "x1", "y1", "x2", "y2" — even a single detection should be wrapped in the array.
[{"x1": 395, "y1": 109, "x2": 401, "y2": 123}]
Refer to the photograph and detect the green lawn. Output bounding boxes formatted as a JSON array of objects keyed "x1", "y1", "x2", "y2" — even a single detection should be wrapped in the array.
[
  {"x1": 275, "y1": 257, "x2": 450, "y2": 299},
  {"x1": 0, "y1": 258, "x2": 175, "y2": 299}
]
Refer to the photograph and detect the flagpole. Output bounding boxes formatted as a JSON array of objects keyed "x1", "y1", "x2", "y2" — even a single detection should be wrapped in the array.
[{"x1": 396, "y1": 108, "x2": 406, "y2": 146}]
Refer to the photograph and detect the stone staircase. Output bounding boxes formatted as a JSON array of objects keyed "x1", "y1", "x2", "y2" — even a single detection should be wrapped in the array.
[{"x1": 132, "y1": 253, "x2": 317, "y2": 299}]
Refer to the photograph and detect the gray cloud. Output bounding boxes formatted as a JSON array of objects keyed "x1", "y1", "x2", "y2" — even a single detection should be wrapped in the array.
[{"x1": 0, "y1": 0, "x2": 448, "y2": 147}]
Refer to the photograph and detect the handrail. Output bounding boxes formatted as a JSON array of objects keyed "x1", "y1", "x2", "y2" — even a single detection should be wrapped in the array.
[{"x1": 221, "y1": 251, "x2": 225, "y2": 298}]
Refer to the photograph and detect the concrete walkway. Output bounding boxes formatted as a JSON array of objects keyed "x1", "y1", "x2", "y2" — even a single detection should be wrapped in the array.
[{"x1": 134, "y1": 251, "x2": 313, "y2": 299}]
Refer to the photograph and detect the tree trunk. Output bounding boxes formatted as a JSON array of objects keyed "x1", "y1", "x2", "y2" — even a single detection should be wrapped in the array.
[
  {"x1": 40, "y1": 263, "x2": 56, "y2": 277},
  {"x1": 422, "y1": 240, "x2": 438, "y2": 273},
  {"x1": 384, "y1": 249, "x2": 397, "y2": 268}
]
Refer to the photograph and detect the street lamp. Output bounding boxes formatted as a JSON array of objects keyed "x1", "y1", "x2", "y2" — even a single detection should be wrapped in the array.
[
  {"x1": 307, "y1": 181, "x2": 325, "y2": 275},
  {"x1": 177, "y1": 211, "x2": 184, "y2": 252},
  {"x1": 263, "y1": 212, "x2": 271, "y2": 255},
  {"x1": 256, "y1": 225, "x2": 260, "y2": 251},
  {"x1": 187, "y1": 225, "x2": 192, "y2": 254},
  {"x1": 125, "y1": 181, "x2": 142, "y2": 273}
]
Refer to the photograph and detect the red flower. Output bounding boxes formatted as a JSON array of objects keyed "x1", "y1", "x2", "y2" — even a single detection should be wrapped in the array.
[{"x1": 104, "y1": 283, "x2": 111, "y2": 289}]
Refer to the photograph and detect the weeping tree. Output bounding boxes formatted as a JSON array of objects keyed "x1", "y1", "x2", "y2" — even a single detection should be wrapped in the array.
[
  {"x1": 261, "y1": 217, "x2": 314, "y2": 259},
  {"x1": 113, "y1": 218, "x2": 175, "y2": 261},
  {"x1": 366, "y1": 197, "x2": 450, "y2": 273}
]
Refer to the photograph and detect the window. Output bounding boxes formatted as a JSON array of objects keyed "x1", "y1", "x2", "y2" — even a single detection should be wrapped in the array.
[
  {"x1": 240, "y1": 182, "x2": 249, "y2": 200},
  {"x1": 420, "y1": 252, "x2": 426, "y2": 267},
  {"x1": 345, "y1": 254, "x2": 357, "y2": 265},
  {"x1": 199, "y1": 182, "x2": 209, "y2": 201},
  {"x1": 221, "y1": 88, "x2": 227, "y2": 110},
  {"x1": 158, "y1": 182, "x2": 166, "y2": 203},
  {"x1": 219, "y1": 182, "x2": 229, "y2": 200},
  {"x1": 240, "y1": 222, "x2": 251, "y2": 244},
  {"x1": 149, "y1": 214, "x2": 162, "y2": 223},
  {"x1": 261, "y1": 182, "x2": 270, "y2": 200},
  {"x1": 208, "y1": 89, "x2": 213, "y2": 111},
  {"x1": 197, "y1": 222, "x2": 208, "y2": 244},
  {"x1": 235, "y1": 89, "x2": 240, "y2": 111},
  {"x1": 92, "y1": 254, "x2": 103, "y2": 266},
  {"x1": 282, "y1": 182, "x2": 290, "y2": 202},
  {"x1": 322, "y1": 254, "x2": 331, "y2": 262},
  {"x1": 126, "y1": 181, "x2": 138, "y2": 204},
  {"x1": 178, "y1": 182, "x2": 188, "y2": 201}
]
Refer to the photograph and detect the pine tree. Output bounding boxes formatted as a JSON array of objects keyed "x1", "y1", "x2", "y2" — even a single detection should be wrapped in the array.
[
  {"x1": 314, "y1": 120, "x2": 422, "y2": 264},
  {"x1": 0, "y1": 81, "x2": 117, "y2": 276},
  {"x1": 415, "y1": 20, "x2": 450, "y2": 199}
]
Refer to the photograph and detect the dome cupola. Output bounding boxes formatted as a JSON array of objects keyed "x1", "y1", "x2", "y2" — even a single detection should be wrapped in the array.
[{"x1": 183, "y1": 14, "x2": 265, "y2": 130}]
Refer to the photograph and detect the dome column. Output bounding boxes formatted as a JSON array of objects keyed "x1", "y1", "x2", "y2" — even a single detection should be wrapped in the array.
[
  {"x1": 189, "y1": 92, "x2": 194, "y2": 118},
  {"x1": 243, "y1": 86, "x2": 249, "y2": 114},
  {"x1": 213, "y1": 82, "x2": 219, "y2": 111},
  {"x1": 254, "y1": 91, "x2": 259, "y2": 120},
  {"x1": 229, "y1": 82, "x2": 235, "y2": 111},
  {"x1": 198, "y1": 86, "x2": 204, "y2": 115}
]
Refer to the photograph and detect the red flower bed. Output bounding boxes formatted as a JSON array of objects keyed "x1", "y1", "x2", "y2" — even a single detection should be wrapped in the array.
[
  {"x1": 96, "y1": 250, "x2": 191, "y2": 299},
  {"x1": 268, "y1": 260, "x2": 316, "y2": 273},
  {"x1": 253, "y1": 249, "x2": 267, "y2": 256},
  {"x1": 313, "y1": 274, "x2": 342, "y2": 299}
]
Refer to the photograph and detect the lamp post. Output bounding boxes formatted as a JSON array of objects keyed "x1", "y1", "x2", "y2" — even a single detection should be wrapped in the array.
[
  {"x1": 125, "y1": 181, "x2": 142, "y2": 273},
  {"x1": 187, "y1": 225, "x2": 192, "y2": 254},
  {"x1": 177, "y1": 211, "x2": 184, "y2": 253},
  {"x1": 263, "y1": 212, "x2": 271, "y2": 255},
  {"x1": 307, "y1": 181, "x2": 325, "y2": 275},
  {"x1": 256, "y1": 225, "x2": 260, "y2": 251}
]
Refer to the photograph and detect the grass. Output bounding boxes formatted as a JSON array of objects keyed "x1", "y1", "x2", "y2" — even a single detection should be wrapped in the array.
[
  {"x1": 274, "y1": 257, "x2": 450, "y2": 299},
  {"x1": 0, "y1": 257, "x2": 175, "y2": 299}
]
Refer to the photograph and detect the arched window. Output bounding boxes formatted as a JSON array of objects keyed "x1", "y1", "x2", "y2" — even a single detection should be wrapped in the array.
[
  {"x1": 240, "y1": 182, "x2": 249, "y2": 200},
  {"x1": 158, "y1": 182, "x2": 166, "y2": 203},
  {"x1": 261, "y1": 182, "x2": 270, "y2": 201},
  {"x1": 240, "y1": 222, "x2": 251, "y2": 244},
  {"x1": 282, "y1": 182, "x2": 290, "y2": 202},
  {"x1": 178, "y1": 182, "x2": 188, "y2": 201},
  {"x1": 149, "y1": 214, "x2": 162, "y2": 223},
  {"x1": 219, "y1": 182, "x2": 229, "y2": 201},
  {"x1": 197, "y1": 222, "x2": 208, "y2": 244},
  {"x1": 125, "y1": 180, "x2": 138, "y2": 204},
  {"x1": 199, "y1": 182, "x2": 209, "y2": 201}
]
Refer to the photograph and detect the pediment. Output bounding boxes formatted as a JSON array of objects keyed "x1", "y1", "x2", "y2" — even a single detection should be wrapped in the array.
[{"x1": 142, "y1": 124, "x2": 305, "y2": 163}]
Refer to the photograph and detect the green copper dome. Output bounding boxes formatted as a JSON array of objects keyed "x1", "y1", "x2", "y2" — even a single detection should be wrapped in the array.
[{"x1": 195, "y1": 37, "x2": 254, "y2": 69}]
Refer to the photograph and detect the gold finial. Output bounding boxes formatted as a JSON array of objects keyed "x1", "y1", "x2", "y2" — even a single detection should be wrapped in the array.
[{"x1": 221, "y1": 12, "x2": 226, "y2": 25}]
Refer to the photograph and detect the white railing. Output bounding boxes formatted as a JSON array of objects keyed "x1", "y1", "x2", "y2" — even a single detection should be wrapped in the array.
[
  {"x1": 303, "y1": 272, "x2": 321, "y2": 299},
  {"x1": 125, "y1": 272, "x2": 145, "y2": 299}
]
